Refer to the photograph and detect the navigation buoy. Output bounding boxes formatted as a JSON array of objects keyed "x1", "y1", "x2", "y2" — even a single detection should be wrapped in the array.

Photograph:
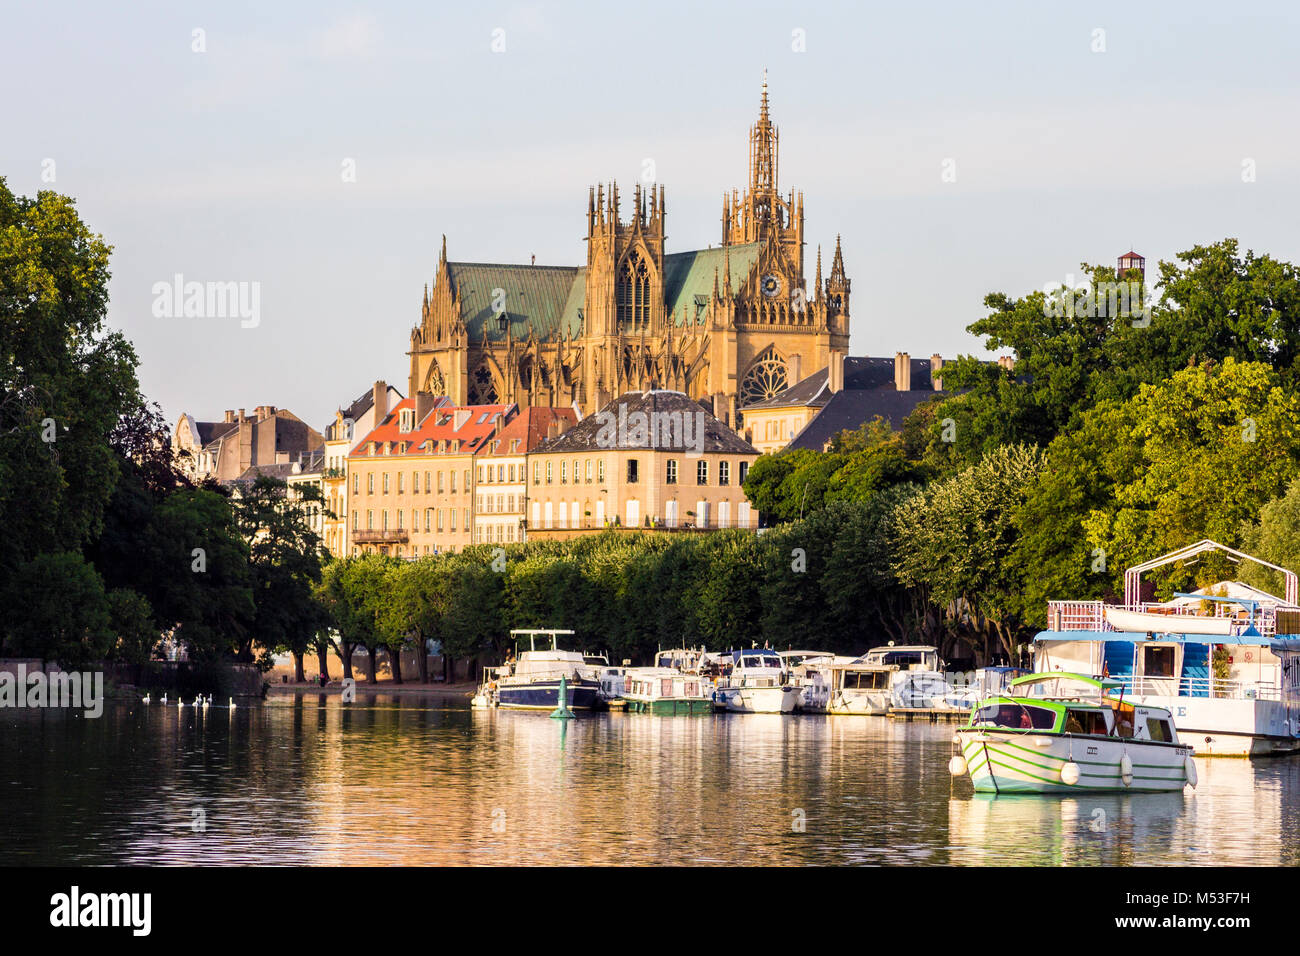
[
  {"x1": 948, "y1": 755, "x2": 968, "y2": 776},
  {"x1": 1120, "y1": 753, "x2": 1134, "y2": 787},
  {"x1": 1184, "y1": 755, "x2": 1198, "y2": 787},
  {"x1": 549, "y1": 675, "x2": 574, "y2": 720},
  {"x1": 1060, "y1": 761, "x2": 1081, "y2": 786}
]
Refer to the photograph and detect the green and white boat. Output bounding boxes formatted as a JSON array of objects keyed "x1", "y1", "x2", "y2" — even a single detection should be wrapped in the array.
[
  {"x1": 622, "y1": 667, "x2": 714, "y2": 715},
  {"x1": 950, "y1": 673, "x2": 1198, "y2": 794}
]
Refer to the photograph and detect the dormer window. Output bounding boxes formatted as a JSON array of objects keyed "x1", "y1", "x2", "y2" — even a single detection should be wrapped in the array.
[{"x1": 399, "y1": 408, "x2": 414, "y2": 433}]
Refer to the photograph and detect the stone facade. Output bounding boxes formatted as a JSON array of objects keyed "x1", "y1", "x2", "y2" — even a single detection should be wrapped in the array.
[
  {"x1": 173, "y1": 405, "x2": 324, "y2": 484},
  {"x1": 525, "y1": 390, "x2": 760, "y2": 535},
  {"x1": 407, "y1": 81, "x2": 852, "y2": 430}
]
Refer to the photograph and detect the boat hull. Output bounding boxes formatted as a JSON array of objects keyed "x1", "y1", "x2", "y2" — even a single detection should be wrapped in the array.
[
  {"x1": 957, "y1": 730, "x2": 1194, "y2": 794},
  {"x1": 827, "y1": 690, "x2": 890, "y2": 715},
  {"x1": 623, "y1": 697, "x2": 714, "y2": 715},
  {"x1": 1124, "y1": 692, "x2": 1300, "y2": 756},
  {"x1": 714, "y1": 685, "x2": 801, "y2": 714},
  {"x1": 496, "y1": 679, "x2": 601, "y2": 711}
]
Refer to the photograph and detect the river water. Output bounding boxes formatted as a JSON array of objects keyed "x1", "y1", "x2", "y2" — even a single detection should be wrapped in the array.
[{"x1": 4, "y1": 694, "x2": 1299, "y2": 866}]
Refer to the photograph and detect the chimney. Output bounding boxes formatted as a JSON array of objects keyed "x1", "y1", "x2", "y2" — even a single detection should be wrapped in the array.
[
  {"x1": 998, "y1": 355, "x2": 1017, "y2": 372},
  {"x1": 415, "y1": 391, "x2": 436, "y2": 426},
  {"x1": 372, "y1": 381, "x2": 389, "y2": 424},
  {"x1": 930, "y1": 354, "x2": 944, "y2": 391},
  {"x1": 827, "y1": 353, "x2": 844, "y2": 393},
  {"x1": 224, "y1": 410, "x2": 234, "y2": 423},
  {"x1": 238, "y1": 408, "x2": 246, "y2": 422},
  {"x1": 894, "y1": 352, "x2": 911, "y2": 391},
  {"x1": 454, "y1": 408, "x2": 471, "y2": 430},
  {"x1": 547, "y1": 420, "x2": 560, "y2": 439}
]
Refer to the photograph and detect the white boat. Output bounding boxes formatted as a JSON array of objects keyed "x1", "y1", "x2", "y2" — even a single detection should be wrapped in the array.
[
  {"x1": 1105, "y1": 607, "x2": 1233, "y2": 636},
  {"x1": 890, "y1": 668, "x2": 960, "y2": 711},
  {"x1": 1040, "y1": 541, "x2": 1300, "y2": 756},
  {"x1": 861, "y1": 644, "x2": 942, "y2": 671},
  {"x1": 712, "y1": 649, "x2": 802, "y2": 714},
  {"x1": 825, "y1": 660, "x2": 893, "y2": 715},
  {"x1": 952, "y1": 672, "x2": 1197, "y2": 794},
  {"x1": 778, "y1": 650, "x2": 845, "y2": 712}
]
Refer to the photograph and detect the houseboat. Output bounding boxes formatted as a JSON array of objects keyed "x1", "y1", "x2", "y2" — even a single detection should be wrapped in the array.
[
  {"x1": 951, "y1": 672, "x2": 1197, "y2": 794},
  {"x1": 1036, "y1": 540, "x2": 1300, "y2": 756},
  {"x1": 479, "y1": 629, "x2": 602, "y2": 712},
  {"x1": 712, "y1": 648, "x2": 802, "y2": 714},
  {"x1": 621, "y1": 667, "x2": 714, "y2": 714},
  {"x1": 825, "y1": 659, "x2": 893, "y2": 715}
]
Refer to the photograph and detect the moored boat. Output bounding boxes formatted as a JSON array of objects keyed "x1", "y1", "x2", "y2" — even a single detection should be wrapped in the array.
[
  {"x1": 621, "y1": 667, "x2": 714, "y2": 714},
  {"x1": 713, "y1": 649, "x2": 802, "y2": 713},
  {"x1": 951, "y1": 672, "x2": 1197, "y2": 794},
  {"x1": 825, "y1": 659, "x2": 893, "y2": 715},
  {"x1": 1039, "y1": 540, "x2": 1300, "y2": 756},
  {"x1": 490, "y1": 629, "x2": 602, "y2": 712}
]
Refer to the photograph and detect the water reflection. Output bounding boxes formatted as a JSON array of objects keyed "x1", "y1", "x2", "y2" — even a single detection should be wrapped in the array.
[{"x1": 1, "y1": 696, "x2": 1298, "y2": 865}]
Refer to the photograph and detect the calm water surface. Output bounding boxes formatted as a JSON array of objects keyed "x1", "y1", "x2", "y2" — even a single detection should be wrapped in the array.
[{"x1": 4, "y1": 695, "x2": 1300, "y2": 866}]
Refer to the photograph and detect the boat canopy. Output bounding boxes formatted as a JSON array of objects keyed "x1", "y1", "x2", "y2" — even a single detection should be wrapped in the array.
[{"x1": 1009, "y1": 672, "x2": 1123, "y2": 692}]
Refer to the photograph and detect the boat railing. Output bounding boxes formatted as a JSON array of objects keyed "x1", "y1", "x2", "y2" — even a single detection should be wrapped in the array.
[
  {"x1": 1112, "y1": 675, "x2": 1283, "y2": 702},
  {"x1": 1046, "y1": 600, "x2": 1280, "y2": 637}
]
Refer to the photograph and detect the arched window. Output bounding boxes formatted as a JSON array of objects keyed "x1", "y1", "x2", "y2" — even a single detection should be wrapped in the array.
[
  {"x1": 739, "y1": 346, "x2": 788, "y2": 407},
  {"x1": 616, "y1": 253, "x2": 652, "y2": 331},
  {"x1": 468, "y1": 364, "x2": 499, "y2": 404}
]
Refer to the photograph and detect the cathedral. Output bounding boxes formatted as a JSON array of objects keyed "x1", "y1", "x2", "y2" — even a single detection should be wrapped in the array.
[{"x1": 407, "y1": 81, "x2": 852, "y2": 428}]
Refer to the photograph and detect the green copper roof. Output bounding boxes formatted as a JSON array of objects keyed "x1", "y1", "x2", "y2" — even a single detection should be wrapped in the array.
[
  {"x1": 448, "y1": 263, "x2": 581, "y2": 342},
  {"x1": 664, "y1": 242, "x2": 764, "y2": 325},
  {"x1": 448, "y1": 242, "x2": 765, "y2": 342}
]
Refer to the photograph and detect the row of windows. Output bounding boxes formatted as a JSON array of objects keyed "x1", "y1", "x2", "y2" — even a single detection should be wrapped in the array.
[
  {"x1": 354, "y1": 469, "x2": 471, "y2": 496},
  {"x1": 478, "y1": 463, "x2": 523, "y2": 483},
  {"x1": 527, "y1": 459, "x2": 749, "y2": 487},
  {"x1": 474, "y1": 524, "x2": 520, "y2": 544},
  {"x1": 346, "y1": 459, "x2": 752, "y2": 496},
  {"x1": 477, "y1": 494, "x2": 520, "y2": 514},
  {"x1": 534, "y1": 459, "x2": 607, "y2": 485},
  {"x1": 664, "y1": 460, "x2": 741, "y2": 486},
  {"x1": 352, "y1": 509, "x2": 470, "y2": 533},
  {"x1": 526, "y1": 498, "x2": 751, "y2": 530}
]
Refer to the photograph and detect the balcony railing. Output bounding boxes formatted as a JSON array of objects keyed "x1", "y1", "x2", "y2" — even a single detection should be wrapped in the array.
[
  {"x1": 352, "y1": 529, "x2": 409, "y2": 544},
  {"x1": 1046, "y1": 600, "x2": 1281, "y2": 637}
]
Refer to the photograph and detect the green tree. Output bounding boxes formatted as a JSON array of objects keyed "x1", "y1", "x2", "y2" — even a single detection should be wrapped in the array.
[
  {"x1": 232, "y1": 475, "x2": 329, "y2": 676},
  {"x1": 2, "y1": 551, "x2": 112, "y2": 666}
]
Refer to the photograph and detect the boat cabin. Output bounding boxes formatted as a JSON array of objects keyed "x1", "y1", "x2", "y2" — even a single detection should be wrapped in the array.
[
  {"x1": 969, "y1": 673, "x2": 1177, "y2": 742},
  {"x1": 862, "y1": 645, "x2": 941, "y2": 671}
]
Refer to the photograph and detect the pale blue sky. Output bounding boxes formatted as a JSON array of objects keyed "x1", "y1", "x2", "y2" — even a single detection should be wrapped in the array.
[{"x1": 4, "y1": 0, "x2": 1299, "y2": 430}]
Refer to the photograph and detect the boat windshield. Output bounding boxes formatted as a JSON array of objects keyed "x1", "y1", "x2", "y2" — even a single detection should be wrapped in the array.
[
  {"x1": 742, "y1": 655, "x2": 782, "y2": 668},
  {"x1": 972, "y1": 702, "x2": 1057, "y2": 730}
]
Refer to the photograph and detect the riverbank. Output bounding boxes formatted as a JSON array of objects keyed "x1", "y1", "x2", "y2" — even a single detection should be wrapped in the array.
[{"x1": 267, "y1": 679, "x2": 477, "y2": 700}]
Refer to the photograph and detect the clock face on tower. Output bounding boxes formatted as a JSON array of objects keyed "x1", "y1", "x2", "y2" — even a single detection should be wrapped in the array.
[{"x1": 761, "y1": 274, "x2": 782, "y2": 298}]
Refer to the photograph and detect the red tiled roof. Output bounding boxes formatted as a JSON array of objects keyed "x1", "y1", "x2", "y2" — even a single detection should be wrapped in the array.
[
  {"x1": 349, "y1": 398, "x2": 516, "y2": 457},
  {"x1": 478, "y1": 406, "x2": 579, "y2": 456}
]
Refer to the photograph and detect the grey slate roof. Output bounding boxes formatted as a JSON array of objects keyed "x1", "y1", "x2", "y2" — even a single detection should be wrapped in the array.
[
  {"x1": 534, "y1": 390, "x2": 758, "y2": 455},
  {"x1": 786, "y1": 389, "x2": 941, "y2": 451},
  {"x1": 743, "y1": 356, "x2": 939, "y2": 411}
]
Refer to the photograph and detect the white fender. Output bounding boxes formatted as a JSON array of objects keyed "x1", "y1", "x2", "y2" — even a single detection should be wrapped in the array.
[
  {"x1": 1184, "y1": 755, "x2": 1198, "y2": 787},
  {"x1": 1120, "y1": 752, "x2": 1134, "y2": 787},
  {"x1": 1060, "y1": 761, "x2": 1081, "y2": 785},
  {"x1": 948, "y1": 755, "x2": 968, "y2": 776}
]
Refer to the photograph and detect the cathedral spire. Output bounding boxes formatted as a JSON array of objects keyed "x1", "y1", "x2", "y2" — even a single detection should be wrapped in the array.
[{"x1": 815, "y1": 245, "x2": 823, "y2": 301}]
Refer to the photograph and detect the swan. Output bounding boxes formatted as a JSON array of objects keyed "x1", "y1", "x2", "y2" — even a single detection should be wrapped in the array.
[
  {"x1": 142, "y1": 693, "x2": 151, "y2": 705},
  {"x1": 160, "y1": 693, "x2": 168, "y2": 705}
]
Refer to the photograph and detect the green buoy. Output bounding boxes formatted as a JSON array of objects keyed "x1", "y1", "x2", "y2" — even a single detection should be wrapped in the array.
[{"x1": 549, "y1": 674, "x2": 575, "y2": 720}]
